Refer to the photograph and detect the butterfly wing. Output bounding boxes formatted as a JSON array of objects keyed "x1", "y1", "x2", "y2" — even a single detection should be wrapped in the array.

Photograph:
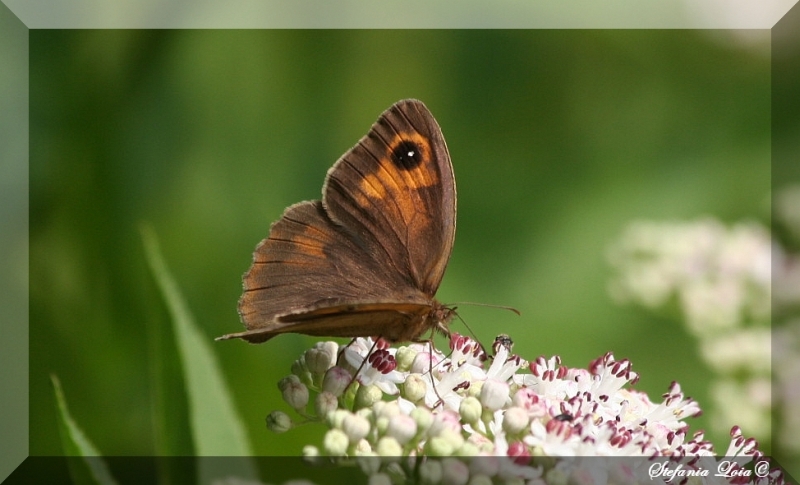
[
  {"x1": 323, "y1": 99, "x2": 456, "y2": 295},
  {"x1": 225, "y1": 100, "x2": 456, "y2": 343}
]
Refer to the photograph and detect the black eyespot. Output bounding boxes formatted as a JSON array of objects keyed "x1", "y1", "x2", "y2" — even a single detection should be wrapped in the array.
[{"x1": 391, "y1": 140, "x2": 423, "y2": 170}]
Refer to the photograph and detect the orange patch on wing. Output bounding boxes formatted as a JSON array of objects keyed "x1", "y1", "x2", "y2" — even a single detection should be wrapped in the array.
[
  {"x1": 386, "y1": 132, "x2": 440, "y2": 188},
  {"x1": 358, "y1": 172, "x2": 387, "y2": 202},
  {"x1": 353, "y1": 132, "x2": 441, "y2": 224},
  {"x1": 277, "y1": 225, "x2": 329, "y2": 260}
]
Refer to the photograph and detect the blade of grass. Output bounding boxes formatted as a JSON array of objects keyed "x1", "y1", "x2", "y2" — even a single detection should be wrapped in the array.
[
  {"x1": 51, "y1": 375, "x2": 119, "y2": 485},
  {"x1": 140, "y1": 224, "x2": 258, "y2": 481}
]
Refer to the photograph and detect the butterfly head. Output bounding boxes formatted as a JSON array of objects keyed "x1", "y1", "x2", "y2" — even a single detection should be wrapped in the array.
[{"x1": 430, "y1": 302, "x2": 457, "y2": 338}]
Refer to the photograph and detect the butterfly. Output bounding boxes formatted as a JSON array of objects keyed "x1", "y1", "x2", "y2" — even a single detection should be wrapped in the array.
[{"x1": 218, "y1": 99, "x2": 456, "y2": 344}]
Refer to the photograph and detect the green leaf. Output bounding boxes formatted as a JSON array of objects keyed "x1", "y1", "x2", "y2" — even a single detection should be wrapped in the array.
[
  {"x1": 51, "y1": 375, "x2": 119, "y2": 485},
  {"x1": 140, "y1": 224, "x2": 258, "y2": 481}
]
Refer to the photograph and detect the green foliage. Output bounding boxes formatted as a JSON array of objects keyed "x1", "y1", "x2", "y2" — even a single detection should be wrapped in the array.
[
  {"x1": 141, "y1": 226, "x2": 259, "y2": 481},
  {"x1": 49, "y1": 229, "x2": 258, "y2": 483},
  {"x1": 51, "y1": 375, "x2": 118, "y2": 485}
]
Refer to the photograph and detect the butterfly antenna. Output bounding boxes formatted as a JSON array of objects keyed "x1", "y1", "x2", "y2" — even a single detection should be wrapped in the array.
[{"x1": 448, "y1": 301, "x2": 521, "y2": 315}]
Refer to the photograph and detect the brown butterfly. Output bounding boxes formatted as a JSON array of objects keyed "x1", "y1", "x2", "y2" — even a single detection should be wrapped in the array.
[{"x1": 218, "y1": 99, "x2": 456, "y2": 344}]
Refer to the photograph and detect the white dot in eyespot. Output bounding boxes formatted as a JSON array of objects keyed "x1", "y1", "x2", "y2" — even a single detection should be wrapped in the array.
[{"x1": 408, "y1": 150, "x2": 415, "y2": 157}]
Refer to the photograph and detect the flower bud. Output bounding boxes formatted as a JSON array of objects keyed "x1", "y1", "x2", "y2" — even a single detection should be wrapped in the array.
[
  {"x1": 455, "y1": 442, "x2": 480, "y2": 456},
  {"x1": 429, "y1": 410, "x2": 461, "y2": 437},
  {"x1": 411, "y1": 407, "x2": 433, "y2": 435},
  {"x1": 281, "y1": 379, "x2": 309, "y2": 411},
  {"x1": 374, "y1": 400, "x2": 401, "y2": 420},
  {"x1": 468, "y1": 380, "x2": 483, "y2": 398},
  {"x1": 467, "y1": 433, "x2": 495, "y2": 454},
  {"x1": 480, "y1": 378, "x2": 509, "y2": 411},
  {"x1": 319, "y1": 340, "x2": 339, "y2": 361},
  {"x1": 354, "y1": 439, "x2": 373, "y2": 456},
  {"x1": 545, "y1": 466, "x2": 568, "y2": 485},
  {"x1": 278, "y1": 374, "x2": 300, "y2": 392},
  {"x1": 439, "y1": 429, "x2": 465, "y2": 451},
  {"x1": 512, "y1": 387, "x2": 537, "y2": 409},
  {"x1": 441, "y1": 457, "x2": 469, "y2": 485},
  {"x1": 467, "y1": 474, "x2": 493, "y2": 485},
  {"x1": 342, "y1": 413, "x2": 371, "y2": 443},
  {"x1": 327, "y1": 409, "x2": 349, "y2": 429},
  {"x1": 427, "y1": 436, "x2": 455, "y2": 456},
  {"x1": 323, "y1": 428, "x2": 349, "y2": 456},
  {"x1": 291, "y1": 357, "x2": 307, "y2": 377},
  {"x1": 375, "y1": 416, "x2": 390, "y2": 435},
  {"x1": 459, "y1": 396, "x2": 482, "y2": 426},
  {"x1": 469, "y1": 455, "x2": 500, "y2": 476},
  {"x1": 395, "y1": 346, "x2": 418, "y2": 371},
  {"x1": 411, "y1": 351, "x2": 439, "y2": 374},
  {"x1": 322, "y1": 366, "x2": 353, "y2": 397},
  {"x1": 376, "y1": 436, "x2": 403, "y2": 457},
  {"x1": 314, "y1": 391, "x2": 338, "y2": 418},
  {"x1": 419, "y1": 460, "x2": 443, "y2": 484},
  {"x1": 356, "y1": 450, "x2": 379, "y2": 475},
  {"x1": 302, "y1": 445, "x2": 321, "y2": 465},
  {"x1": 355, "y1": 384, "x2": 383, "y2": 409},
  {"x1": 384, "y1": 462, "x2": 407, "y2": 483},
  {"x1": 305, "y1": 344, "x2": 336, "y2": 375},
  {"x1": 502, "y1": 406, "x2": 530, "y2": 435},
  {"x1": 368, "y1": 473, "x2": 392, "y2": 485},
  {"x1": 402, "y1": 373, "x2": 427, "y2": 403},
  {"x1": 386, "y1": 414, "x2": 417, "y2": 445},
  {"x1": 265, "y1": 411, "x2": 292, "y2": 433},
  {"x1": 507, "y1": 441, "x2": 531, "y2": 466}
]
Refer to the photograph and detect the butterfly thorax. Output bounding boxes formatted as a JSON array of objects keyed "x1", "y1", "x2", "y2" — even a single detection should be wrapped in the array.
[{"x1": 395, "y1": 300, "x2": 454, "y2": 343}]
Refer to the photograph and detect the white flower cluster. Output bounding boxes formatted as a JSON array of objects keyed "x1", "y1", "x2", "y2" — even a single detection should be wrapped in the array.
[
  {"x1": 606, "y1": 218, "x2": 771, "y2": 335},
  {"x1": 606, "y1": 217, "x2": 773, "y2": 442},
  {"x1": 266, "y1": 334, "x2": 783, "y2": 484}
]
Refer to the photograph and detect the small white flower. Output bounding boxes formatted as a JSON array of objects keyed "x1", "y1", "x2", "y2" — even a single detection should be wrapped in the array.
[{"x1": 345, "y1": 341, "x2": 405, "y2": 395}]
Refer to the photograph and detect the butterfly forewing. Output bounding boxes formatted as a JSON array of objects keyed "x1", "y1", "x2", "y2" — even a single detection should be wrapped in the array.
[{"x1": 324, "y1": 100, "x2": 455, "y2": 296}]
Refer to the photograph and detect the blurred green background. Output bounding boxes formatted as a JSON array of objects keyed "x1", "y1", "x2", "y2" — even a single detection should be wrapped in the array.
[{"x1": 30, "y1": 30, "x2": 770, "y2": 458}]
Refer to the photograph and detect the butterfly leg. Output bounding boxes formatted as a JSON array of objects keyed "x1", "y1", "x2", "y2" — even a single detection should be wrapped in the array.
[{"x1": 411, "y1": 333, "x2": 447, "y2": 409}]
